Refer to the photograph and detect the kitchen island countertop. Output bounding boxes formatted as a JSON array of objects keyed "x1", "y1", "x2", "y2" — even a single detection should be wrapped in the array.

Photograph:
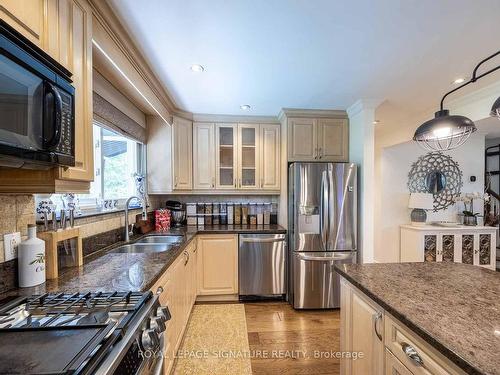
[{"x1": 334, "y1": 262, "x2": 500, "y2": 375}]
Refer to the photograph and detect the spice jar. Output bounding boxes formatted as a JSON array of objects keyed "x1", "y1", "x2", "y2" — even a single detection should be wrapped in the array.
[
  {"x1": 242, "y1": 203, "x2": 249, "y2": 225},
  {"x1": 213, "y1": 203, "x2": 219, "y2": 225},
  {"x1": 220, "y1": 203, "x2": 227, "y2": 225},
  {"x1": 234, "y1": 203, "x2": 242, "y2": 225},
  {"x1": 257, "y1": 203, "x2": 264, "y2": 225},
  {"x1": 249, "y1": 203, "x2": 257, "y2": 225},
  {"x1": 227, "y1": 203, "x2": 233, "y2": 225},
  {"x1": 264, "y1": 203, "x2": 271, "y2": 225},
  {"x1": 270, "y1": 203, "x2": 278, "y2": 224},
  {"x1": 204, "y1": 203, "x2": 212, "y2": 226}
]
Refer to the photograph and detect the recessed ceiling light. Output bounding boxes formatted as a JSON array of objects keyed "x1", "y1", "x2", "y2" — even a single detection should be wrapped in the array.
[
  {"x1": 373, "y1": 120, "x2": 380, "y2": 124},
  {"x1": 452, "y1": 77, "x2": 466, "y2": 84},
  {"x1": 190, "y1": 64, "x2": 204, "y2": 73},
  {"x1": 240, "y1": 104, "x2": 251, "y2": 111}
]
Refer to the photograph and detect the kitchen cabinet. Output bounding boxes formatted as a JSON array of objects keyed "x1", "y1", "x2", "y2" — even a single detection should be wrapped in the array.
[
  {"x1": 237, "y1": 124, "x2": 260, "y2": 189},
  {"x1": 284, "y1": 113, "x2": 349, "y2": 162},
  {"x1": 197, "y1": 234, "x2": 238, "y2": 296},
  {"x1": 0, "y1": 0, "x2": 94, "y2": 192},
  {"x1": 317, "y1": 118, "x2": 348, "y2": 161},
  {"x1": 193, "y1": 122, "x2": 216, "y2": 189},
  {"x1": 340, "y1": 278, "x2": 385, "y2": 375},
  {"x1": 150, "y1": 239, "x2": 197, "y2": 375},
  {"x1": 287, "y1": 117, "x2": 317, "y2": 161},
  {"x1": 260, "y1": 124, "x2": 281, "y2": 190},
  {"x1": 400, "y1": 225, "x2": 496, "y2": 270},
  {"x1": 0, "y1": 0, "x2": 46, "y2": 47},
  {"x1": 172, "y1": 117, "x2": 193, "y2": 190},
  {"x1": 341, "y1": 278, "x2": 466, "y2": 375},
  {"x1": 215, "y1": 124, "x2": 238, "y2": 189}
]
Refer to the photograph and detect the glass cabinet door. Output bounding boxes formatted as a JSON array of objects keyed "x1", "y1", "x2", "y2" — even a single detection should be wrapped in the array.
[
  {"x1": 238, "y1": 124, "x2": 259, "y2": 189},
  {"x1": 216, "y1": 124, "x2": 237, "y2": 189},
  {"x1": 424, "y1": 235, "x2": 437, "y2": 262}
]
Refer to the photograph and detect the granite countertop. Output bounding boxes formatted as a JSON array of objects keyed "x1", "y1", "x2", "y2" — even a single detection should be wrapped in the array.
[
  {"x1": 1, "y1": 224, "x2": 286, "y2": 299},
  {"x1": 334, "y1": 262, "x2": 500, "y2": 375}
]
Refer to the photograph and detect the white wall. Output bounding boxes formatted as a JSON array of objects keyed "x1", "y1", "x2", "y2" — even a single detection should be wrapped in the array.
[
  {"x1": 377, "y1": 133, "x2": 485, "y2": 262},
  {"x1": 485, "y1": 137, "x2": 500, "y2": 195}
]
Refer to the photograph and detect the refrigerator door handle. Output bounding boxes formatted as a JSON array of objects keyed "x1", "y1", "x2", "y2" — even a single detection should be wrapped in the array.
[
  {"x1": 296, "y1": 253, "x2": 354, "y2": 262},
  {"x1": 320, "y1": 170, "x2": 329, "y2": 250}
]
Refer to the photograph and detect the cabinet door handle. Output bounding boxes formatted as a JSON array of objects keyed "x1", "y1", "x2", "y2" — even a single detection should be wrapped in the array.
[
  {"x1": 174, "y1": 176, "x2": 178, "y2": 188},
  {"x1": 314, "y1": 148, "x2": 318, "y2": 160},
  {"x1": 373, "y1": 312, "x2": 383, "y2": 341},
  {"x1": 239, "y1": 178, "x2": 242, "y2": 188},
  {"x1": 211, "y1": 177, "x2": 215, "y2": 188},
  {"x1": 260, "y1": 178, "x2": 263, "y2": 188},
  {"x1": 318, "y1": 147, "x2": 323, "y2": 159},
  {"x1": 401, "y1": 342, "x2": 424, "y2": 367}
]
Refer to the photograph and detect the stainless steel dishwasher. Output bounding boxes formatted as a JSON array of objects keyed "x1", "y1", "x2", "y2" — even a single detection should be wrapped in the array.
[{"x1": 239, "y1": 233, "x2": 287, "y2": 299}]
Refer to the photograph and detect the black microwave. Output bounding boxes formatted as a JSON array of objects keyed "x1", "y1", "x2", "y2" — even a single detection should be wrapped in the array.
[{"x1": 0, "y1": 20, "x2": 75, "y2": 169}]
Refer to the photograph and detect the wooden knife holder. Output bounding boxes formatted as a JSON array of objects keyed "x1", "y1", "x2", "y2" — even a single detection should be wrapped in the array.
[{"x1": 37, "y1": 227, "x2": 83, "y2": 279}]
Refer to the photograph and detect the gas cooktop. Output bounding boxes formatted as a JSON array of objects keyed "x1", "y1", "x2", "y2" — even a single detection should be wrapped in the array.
[{"x1": 0, "y1": 291, "x2": 167, "y2": 375}]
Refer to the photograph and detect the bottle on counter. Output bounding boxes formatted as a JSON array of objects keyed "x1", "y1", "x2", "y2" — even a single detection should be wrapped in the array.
[
  {"x1": 257, "y1": 203, "x2": 264, "y2": 225},
  {"x1": 18, "y1": 224, "x2": 46, "y2": 288},
  {"x1": 196, "y1": 203, "x2": 205, "y2": 227}
]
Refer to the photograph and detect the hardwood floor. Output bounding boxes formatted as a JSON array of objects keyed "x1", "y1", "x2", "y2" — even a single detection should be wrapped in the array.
[{"x1": 244, "y1": 302, "x2": 341, "y2": 375}]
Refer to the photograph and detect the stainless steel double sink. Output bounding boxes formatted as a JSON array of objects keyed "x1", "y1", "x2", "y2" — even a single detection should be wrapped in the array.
[{"x1": 109, "y1": 235, "x2": 184, "y2": 254}]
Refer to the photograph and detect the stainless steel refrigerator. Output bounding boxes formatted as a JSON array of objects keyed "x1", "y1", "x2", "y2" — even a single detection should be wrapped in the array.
[{"x1": 288, "y1": 162, "x2": 357, "y2": 309}]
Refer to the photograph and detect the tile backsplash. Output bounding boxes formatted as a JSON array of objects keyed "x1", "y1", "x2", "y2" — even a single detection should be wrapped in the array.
[{"x1": 0, "y1": 195, "x2": 36, "y2": 263}]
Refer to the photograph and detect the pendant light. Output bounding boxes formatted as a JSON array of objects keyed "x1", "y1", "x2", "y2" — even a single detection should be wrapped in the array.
[
  {"x1": 491, "y1": 96, "x2": 500, "y2": 118},
  {"x1": 414, "y1": 50, "x2": 500, "y2": 151}
]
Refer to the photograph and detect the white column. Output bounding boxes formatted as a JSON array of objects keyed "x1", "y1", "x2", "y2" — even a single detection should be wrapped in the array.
[{"x1": 347, "y1": 100, "x2": 380, "y2": 264}]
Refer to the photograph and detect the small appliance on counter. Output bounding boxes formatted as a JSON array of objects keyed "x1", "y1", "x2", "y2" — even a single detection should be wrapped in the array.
[{"x1": 165, "y1": 200, "x2": 186, "y2": 227}]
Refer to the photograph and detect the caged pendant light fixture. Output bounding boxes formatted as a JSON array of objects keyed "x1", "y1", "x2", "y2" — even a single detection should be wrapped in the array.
[{"x1": 414, "y1": 50, "x2": 500, "y2": 151}]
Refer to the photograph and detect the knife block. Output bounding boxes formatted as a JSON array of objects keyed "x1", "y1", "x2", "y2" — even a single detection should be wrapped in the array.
[{"x1": 37, "y1": 227, "x2": 83, "y2": 279}]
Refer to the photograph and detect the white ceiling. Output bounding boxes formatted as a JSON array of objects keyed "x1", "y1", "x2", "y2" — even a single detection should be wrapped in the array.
[{"x1": 108, "y1": 0, "x2": 500, "y2": 116}]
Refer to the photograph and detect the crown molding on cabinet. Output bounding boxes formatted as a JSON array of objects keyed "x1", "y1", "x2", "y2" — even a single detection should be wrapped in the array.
[
  {"x1": 278, "y1": 108, "x2": 348, "y2": 122},
  {"x1": 191, "y1": 113, "x2": 280, "y2": 124},
  {"x1": 88, "y1": 0, "x2": 177, "y2": 120}
]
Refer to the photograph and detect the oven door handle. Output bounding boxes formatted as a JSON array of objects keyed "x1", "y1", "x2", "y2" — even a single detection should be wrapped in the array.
[{"x1": 44, "y1": 82, "x2": 63, "y2": 148}]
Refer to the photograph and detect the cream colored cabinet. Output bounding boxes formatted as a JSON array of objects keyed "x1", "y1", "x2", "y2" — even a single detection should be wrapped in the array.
[
  {"x1": 193, "y1": 122, "x2": 216, "y2": 189},
  {"x1": 151, "y1": 239, "x2": 198, "y2": 375},
  {"x1": 385, "y1": 349, "x2": 413, "y2": 375},
  {"x1": 237, "y1": 124, "x2": 259, "y2": 189},
  {"x1": 0, "y1": 0, "x2": 94, "y2": 192},
  {"x1": 286, "y1": 115, "x2": 348, "y2": 162},
  {"x1": 0, "y1": 0, "x2": 46, "y2": 47},
  {"x1": 55, "y1": 0, "x2": 94, "y2": 182},
  {"x1": 172, "y1": 117, "x2": 193, "y2": 190},
  {"x1": 287, "y1": 117, "x2": 317, "y2": 161},
  {"x1": 260, "y1": 124, "x2": 280, "y2": 190},
  {"x1": 317, "y1": 118, "x2": 348, "y2": 161},
  {"x1": 400, "y1": 226, "x2": 497, "y2": 270},
  {"x1": 215, "y1": 124, "x2": 238, "y2": 189},
  {"x1": 341, "y1": 278, "x2": 385, "y2": 375},
  {"x1": 197, "y1": 234, "x2": 238, "y2": 296}
]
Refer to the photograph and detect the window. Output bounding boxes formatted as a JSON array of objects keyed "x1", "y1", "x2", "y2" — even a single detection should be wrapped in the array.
[{"x1": 41, "y1": 122, "x2": 146, "y2": 215}]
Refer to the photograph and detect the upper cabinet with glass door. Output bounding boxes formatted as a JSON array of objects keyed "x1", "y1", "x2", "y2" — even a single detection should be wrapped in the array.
[
  {"x1": 237, "y1": 124, "x2": 260, "y2": 189},
  {"x1": 215, "y1": 124, "x2": 238, "y2": 189}
]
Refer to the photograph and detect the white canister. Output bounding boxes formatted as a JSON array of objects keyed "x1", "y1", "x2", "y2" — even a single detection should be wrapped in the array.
[{"x1": 18, "y1": 224, "x2": 46, "y2": 288}]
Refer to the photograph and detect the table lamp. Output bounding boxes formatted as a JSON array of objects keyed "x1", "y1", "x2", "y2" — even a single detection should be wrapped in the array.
[{"x1": 408, "y1": 193, "x2": 434, "y2": 225}]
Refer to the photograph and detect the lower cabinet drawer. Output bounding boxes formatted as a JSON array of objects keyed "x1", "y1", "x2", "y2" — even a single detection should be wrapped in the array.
[
  {"x1": 384, "y1": 314, "x2": 465, "y2": 375},
  {"x1": 386, "y1": 349, "x2": 413, "y2": 375}
]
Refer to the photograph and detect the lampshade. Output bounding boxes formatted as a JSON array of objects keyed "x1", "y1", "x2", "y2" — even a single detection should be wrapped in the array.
[
  {"x1": 413, "y1": 110, "x2": 477, "y2": 151},
  {"x1": 491, "y1": 96, "x2": 500, "y2": 118},
  {"x1": 408, "y1": 193, "x2": 434, "y2": 210}
]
